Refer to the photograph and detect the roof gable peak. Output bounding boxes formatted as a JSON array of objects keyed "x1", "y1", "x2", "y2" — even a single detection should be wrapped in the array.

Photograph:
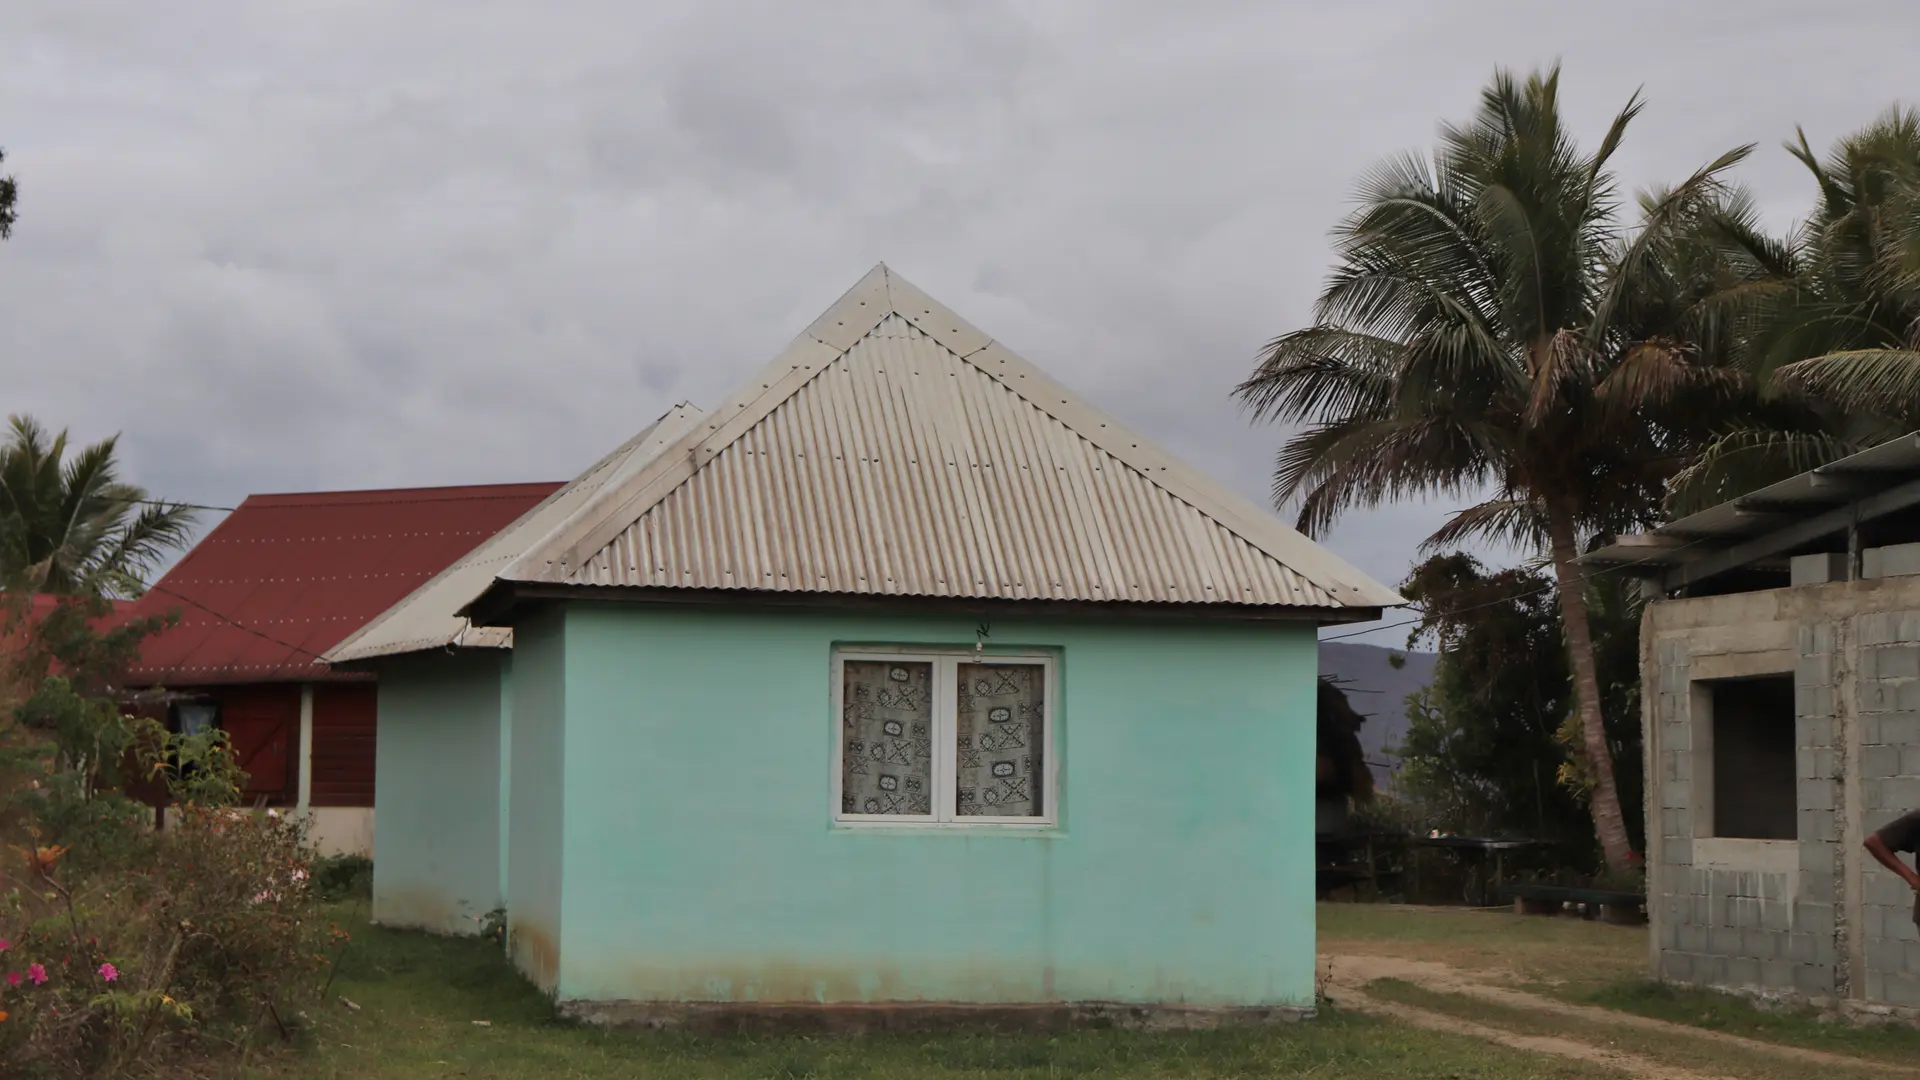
[{"x1": 491, "y1": 266, "x2": 1401, "y2": 611}]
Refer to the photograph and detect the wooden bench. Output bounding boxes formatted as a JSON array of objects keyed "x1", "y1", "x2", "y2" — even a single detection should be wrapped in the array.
[{"x1": 1500, "y1": 883, "x2": 1646, "y2": 924}]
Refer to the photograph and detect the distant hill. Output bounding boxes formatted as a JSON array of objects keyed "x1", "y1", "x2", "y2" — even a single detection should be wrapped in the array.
[{"x1": 1319, "y1": 641, "x2": 1438, "y2": 792}]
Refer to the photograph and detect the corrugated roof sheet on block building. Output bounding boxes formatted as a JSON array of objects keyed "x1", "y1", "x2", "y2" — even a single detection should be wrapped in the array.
[
  {"x1": 125, "y1": 482, "x2": 560, "y2": 685},
  {"x1": 325, "y1": 404, "x2": 704, "y2": 664},
  {"x1": 484, "y1": 265, "x2": 1401, "y2": 614}
]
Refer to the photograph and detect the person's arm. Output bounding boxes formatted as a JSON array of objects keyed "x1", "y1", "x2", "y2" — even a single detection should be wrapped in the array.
[{"x1": 1864, "y1": 832, "x2": 1920, "y2": 890}]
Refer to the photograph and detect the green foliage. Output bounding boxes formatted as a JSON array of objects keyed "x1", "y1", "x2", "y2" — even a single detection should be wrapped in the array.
[
  {"x1": 0, "y1": 414, "x2": 198, "y2": 599},
  {"x1": 312, "y1": 854, "x2": 374, "y2": 902},
  {"x1": 1667, "y1": 108, "x2": 1920, "y2": 511},
  {"x1": 0, "y1": 590, "x2": 325, "y2": 1078},
  {"x1": 0, "y1": 146, "x2": 14, "y2": 240},
  {"x1": 1770, "y1": 107, "x2": 1920, "y2": 418},
  {"x1": 1393, "y1": 553, "x2": 1643, "y2": 870},
  {"x1": 1, "y1": 594, "x2": 176, "y2": 874}
]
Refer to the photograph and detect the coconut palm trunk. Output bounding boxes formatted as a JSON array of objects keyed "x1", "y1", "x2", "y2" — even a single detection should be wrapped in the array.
[{"x1": 1545, "y1": 504, "x2": 1635, "y2": 873}]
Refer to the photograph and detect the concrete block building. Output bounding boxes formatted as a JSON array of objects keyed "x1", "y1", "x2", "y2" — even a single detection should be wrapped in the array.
[{"x1": 1585, "y1": 434, "x2": 1920, "y2": 1011}]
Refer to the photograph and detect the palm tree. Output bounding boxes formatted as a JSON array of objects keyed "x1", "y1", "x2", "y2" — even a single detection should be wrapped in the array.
[
  {"x1": 1663, "y1": 110, "x2": 1920, "y2": 510},
  {"x1": 1756, "y1": 110, "x2": 1920, "y2": 427},
  {"x1": 0, "y1": 415, "x2": 198, "y2": 597},
  {"x1": 1235, "y1": 66, "x2": 1748, "y2": 874}
]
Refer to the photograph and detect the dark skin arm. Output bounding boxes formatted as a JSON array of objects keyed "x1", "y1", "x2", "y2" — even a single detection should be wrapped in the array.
[{"x1": 1864, "y1": 833, "x2": 1920, "y2": 890}]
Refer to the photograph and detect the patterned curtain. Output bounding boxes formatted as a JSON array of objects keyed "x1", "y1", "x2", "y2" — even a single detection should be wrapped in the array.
[
  {"x1": 956, "y1": 663, "x2": 1044, "y2": 817},
  {"x1": 841, "y1": 660, "x2": 933, "y2": 815}
]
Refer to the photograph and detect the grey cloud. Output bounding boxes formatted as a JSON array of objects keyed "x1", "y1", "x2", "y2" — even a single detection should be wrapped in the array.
[{"x1": 2, "y1": 0, "x2": 1914, "y2": 644}]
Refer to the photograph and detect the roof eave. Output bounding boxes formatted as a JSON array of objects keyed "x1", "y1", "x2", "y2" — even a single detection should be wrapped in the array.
[{"x1": 466, "y1": 579, "x2": 1386, "y2": 627}]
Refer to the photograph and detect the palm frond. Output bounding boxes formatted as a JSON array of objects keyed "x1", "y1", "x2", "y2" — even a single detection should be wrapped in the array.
[
  {"x1": 1594, "y1": 338, "x2": 1744, "y2": 419},
  {"x1": 1777, "y1": 348, "x2": 1920, "y2": 418},
  {"x1": 1423, "y1": 497, "x2": 1545, "y2": 551},
  {"x1": 1591, "y1": 144, "x2": 1755, "y2": 347},
  {"x1": 1664, "y1": 428, "x2": 1860, "y2": 515},
  {"x1": 82, "y1": 501, "x2": 199, "y2": 597},
  {"x1": 0, "y1": 415, "x2": 198, "y2": 597},
  {"x1": 1235, "y1": 326, "x2": 1400, "y2": 423}
]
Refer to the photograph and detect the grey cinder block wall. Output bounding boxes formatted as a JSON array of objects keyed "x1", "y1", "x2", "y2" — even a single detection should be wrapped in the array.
[{"x1": 1648, "y1": 575, "x2": 1920, "y2": 1012}]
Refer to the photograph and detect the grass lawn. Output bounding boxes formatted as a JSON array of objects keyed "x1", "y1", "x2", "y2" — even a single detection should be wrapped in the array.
[
  {"x1": 1325, "y1": 900, "x2": 1920, "y2": 1068},
  {"x1": 1317, "y1": 902, "x2": 1646, "y2": 992},
  {"x1": 1575, "y1": 978, "x2": 1920, "y2": 1065},
  {"x1": 235, "y1": 904, "x2": 1621, "y2": 1079}
]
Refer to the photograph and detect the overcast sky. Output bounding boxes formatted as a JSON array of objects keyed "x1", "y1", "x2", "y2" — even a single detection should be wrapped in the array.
[{"x1": 3, "y1": 2, "x2": 1914, "y2": 644}]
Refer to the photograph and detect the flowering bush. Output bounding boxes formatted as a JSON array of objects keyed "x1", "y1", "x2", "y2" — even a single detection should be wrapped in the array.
[
  {"x1": 0, "y1": 596, "x2": 330, "y2": 1077},
  {"x1": 0, "y1": 807, "x2": 330, "y2": 1076}
]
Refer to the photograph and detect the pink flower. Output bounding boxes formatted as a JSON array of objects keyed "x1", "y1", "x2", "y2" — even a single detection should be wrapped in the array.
[
  {"x1": 5, "y1": 972, "x2": 19, "y2": 987},
  {"x1": 27, "y1": 964, "x2": 46, "y2": 986},
  {"x1": 0, "y1": 939, "x2": 9, "y2": 953},
  {"x1": 98, "y1": 963, "x2": 118, "y2": 983}
]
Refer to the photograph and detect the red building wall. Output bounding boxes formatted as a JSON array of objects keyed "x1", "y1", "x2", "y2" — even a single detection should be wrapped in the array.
[
  {"x1": 169, "y1": 682, "x2": 376, "y2": 807},
  {"x1": 311, "y1": 683, "x2": 376, "y2": 807}
]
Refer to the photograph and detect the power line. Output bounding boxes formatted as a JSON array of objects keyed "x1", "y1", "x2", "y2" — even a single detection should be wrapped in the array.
[
  {"x1": 130, "y1": 498, "x2": 238, "y2": 514},
  {"x1": 141, "y1": 579, "x2": 328, "y2": 667},
  {"x1": 1320, "y1": 533, "x2": 1718, "y2": 645}
]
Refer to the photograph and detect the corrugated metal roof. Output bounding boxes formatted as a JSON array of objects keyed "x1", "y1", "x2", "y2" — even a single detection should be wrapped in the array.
[
  {"x1": 325, "y1": 404, "x2": 704, "y2": 663},
  {"x1": 488, "y1": 265, "x2": 1401, "y2": 613},
  {"x1": 1581, "y1": 432, "x2": 1920, "y2": 572},
  {"x1": 124, "y1": 482, "x2": 560, "y2": 685}
]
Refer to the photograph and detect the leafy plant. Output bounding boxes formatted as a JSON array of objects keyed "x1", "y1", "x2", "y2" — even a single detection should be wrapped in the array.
[
  {"x1": 0, "y1": 591, "x2": 326, "y2": 1077},
  {"x1": 312, "y1": 854, "x2": 374, "y2": 902}
]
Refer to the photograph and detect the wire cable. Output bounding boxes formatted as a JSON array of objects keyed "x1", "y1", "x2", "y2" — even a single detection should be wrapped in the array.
[
  {"x1": 1320, "y1": 531, "x2": 1720, "y2": 644},
  {"x1": 141, "y1": 580, "x2": 329, "y2": 665}
]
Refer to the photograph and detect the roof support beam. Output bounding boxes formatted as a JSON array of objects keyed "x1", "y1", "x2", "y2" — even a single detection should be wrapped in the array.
[{"x1": 1665, "y1": 475, "x2": 1920, "y2": 590}]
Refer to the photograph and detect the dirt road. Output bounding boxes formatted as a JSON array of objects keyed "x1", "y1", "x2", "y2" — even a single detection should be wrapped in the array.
[{"x1": 1321, "y1": 951, "x2": 1920, "y2": 1080}]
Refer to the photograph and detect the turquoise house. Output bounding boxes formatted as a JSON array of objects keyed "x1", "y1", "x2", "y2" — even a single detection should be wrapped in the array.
[{"x1": 329, "y1": 266, "x2": 1400, "y2": 1025}]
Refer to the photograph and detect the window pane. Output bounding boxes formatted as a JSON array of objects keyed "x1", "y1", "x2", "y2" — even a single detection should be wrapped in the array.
[
  {"x1": 177, "y1": 703, "x2": 217, "y2": 737},
  {"x1": 841, "y1": 660, "x2": 934, "y2": 815},
  {"x1": 956, "y1": 663, "x2": 1044, "y2": 817}
]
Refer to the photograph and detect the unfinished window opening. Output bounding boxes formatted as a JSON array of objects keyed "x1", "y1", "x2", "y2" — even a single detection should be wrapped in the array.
[
  {"x1": 1708, "y1": 676, "x2": 1797, "y2": 840},
  {"x1": 834, "y1": 649, "x2": 1055, "y2": 826}
]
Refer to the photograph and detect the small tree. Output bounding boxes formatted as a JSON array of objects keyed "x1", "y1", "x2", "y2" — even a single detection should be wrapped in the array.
[{"x1": 1396, "y1": 553, "x2": 1643, "y2": 868}]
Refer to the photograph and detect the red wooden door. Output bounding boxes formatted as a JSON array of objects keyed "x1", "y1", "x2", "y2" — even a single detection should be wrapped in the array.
[{"x1": 214, "y1": 686, "x2": 298, "y2": 802}]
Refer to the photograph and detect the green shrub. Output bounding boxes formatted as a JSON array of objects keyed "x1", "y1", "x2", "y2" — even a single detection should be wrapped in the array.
[
  {"x1": 312, "y1": 854, "x2": 374, "y2": 901},
  {"x1": 0, "y1": 595, "x2": 331, "y2": 1077}
]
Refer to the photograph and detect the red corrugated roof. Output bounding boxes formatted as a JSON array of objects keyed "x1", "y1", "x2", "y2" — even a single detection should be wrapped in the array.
[{"x1": 124, "y1": 483, "x2": 561, "y2": 685}]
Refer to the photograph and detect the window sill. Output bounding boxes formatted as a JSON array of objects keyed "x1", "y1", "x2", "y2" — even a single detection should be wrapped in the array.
[
  {"x1": 1691, "y1": 837, "x2": 1798, "y2": 873},
  {"x1": 829, "y1": 820, "x2": 1064, "y2": 837}
]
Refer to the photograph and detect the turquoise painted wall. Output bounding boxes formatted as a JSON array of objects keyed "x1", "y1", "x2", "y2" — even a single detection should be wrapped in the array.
[
  {"x1": 506, "y1": 609, "x2": 567, "y2": 990},
  {"x1": 370, "y1": 651, "x2": 506, "y2": 935},
  {"x1": 498, "y1": 654, "x2": 513, "y2": 910},
  {"x1": 543, "y1": 603, "x2": 1318, "y2": 1007}
]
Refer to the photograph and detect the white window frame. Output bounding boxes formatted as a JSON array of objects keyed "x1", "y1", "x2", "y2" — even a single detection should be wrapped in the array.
[{"x1": 831, "y1": 647, "x2": 1057, "y2": 828}]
